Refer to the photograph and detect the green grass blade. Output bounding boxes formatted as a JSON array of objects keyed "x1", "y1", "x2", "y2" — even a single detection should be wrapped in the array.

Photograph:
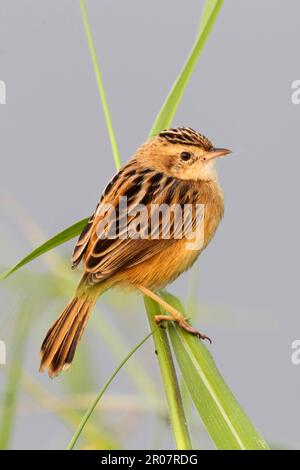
[
  {"x1": 66, "y1": 327, "x2": 157, "y2": 450},
  {"x1": 80, "y1": 0, "x2": 121, "y2": 170},
  {"x1": 144, "y1": 297, "x2": 192, "y2": 450},
  {"x1": 92, "y1": 314, "x2": 161, "y2": 410},
  {"x1": 0, "y1": 301, "x2": 33, "y2": 449},
  {"x1": 0, "y1": 218, "x2": 88, "y2": 281},
  {"x1": 149, "y1": 0, "x2": 223, "y2": 137},
  {"x1": 199, "y1": 0, "x2": 222, "y2": 32},
  {"x1": 161, "y1": 292, "x2": 269, "y2": 450}
]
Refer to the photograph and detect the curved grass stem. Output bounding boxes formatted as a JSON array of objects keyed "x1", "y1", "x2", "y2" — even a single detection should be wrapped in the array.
[{"x1": 67, "y1": 327, "x2": 158, "y2": 450}]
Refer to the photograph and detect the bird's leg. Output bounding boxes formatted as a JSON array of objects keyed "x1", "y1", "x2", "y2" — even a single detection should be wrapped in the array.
[{"x1": 138, "y1": 285, "x2": 211, "y2": 343}]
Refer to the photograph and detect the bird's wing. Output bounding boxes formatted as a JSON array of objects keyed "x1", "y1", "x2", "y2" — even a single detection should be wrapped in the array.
[
  {"x1": 71, "y1": 164, "x2": 128, "y2": 269},
  {"x1": 72, "y1": 162, "x2": 196, "y2": 285}
]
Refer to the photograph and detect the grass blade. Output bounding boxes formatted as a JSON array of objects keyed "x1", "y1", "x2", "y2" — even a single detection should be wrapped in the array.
[
  {"x1": 149, "y1": 0, "x2": 223, "y2": 137},
  {"x1": 161, "y1": 292, "x2": 270, "y2": 450},
  {"x1": 0, "y1": 218, "x2": 88, "y2": 281},
  {"x1": 199, "y1": 0, "x2": 222, "y2": 32},
  {"x1": 79, "y1": 0, "x2": 121, "y2": 170},
  {"x1": 92, "y1": 314, "x2": 161, "y2": 410},
  {"x1": 0, "y1": 301, "x2": 33, "y2": 449},
  {"x1": 144, "y1": 297, "x2": 192, "y2": 450},
  {"x1": 67, "y1": 327, "x2": 157, "y2": 450}
]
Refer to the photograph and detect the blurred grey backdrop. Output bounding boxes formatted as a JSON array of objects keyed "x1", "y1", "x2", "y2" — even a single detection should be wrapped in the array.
[{"x1": 1, "y1": 0, "x2": 300, "y2": 449}]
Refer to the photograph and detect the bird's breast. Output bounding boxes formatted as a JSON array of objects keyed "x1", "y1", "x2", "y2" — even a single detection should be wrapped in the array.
[{"x1": 176, "y1": 179, "x2": 225, "y2": 272}]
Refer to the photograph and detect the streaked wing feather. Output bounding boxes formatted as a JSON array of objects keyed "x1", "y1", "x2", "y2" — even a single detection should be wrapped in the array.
[
  {"x1": 71, "y1": 160, "x2": 137, "y2": 268},
  {"x1": 72, "y1": 162, "x2": 197, "y2": 286}
]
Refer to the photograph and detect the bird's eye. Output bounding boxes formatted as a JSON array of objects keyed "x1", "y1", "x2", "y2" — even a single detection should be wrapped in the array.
[{"x1": 180, "y1": 151, "x2": 192, "y2": 161}]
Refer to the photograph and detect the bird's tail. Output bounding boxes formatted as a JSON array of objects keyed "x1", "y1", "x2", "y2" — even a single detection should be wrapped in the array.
[{"x1": 40, "y1": 287, "x2": 100, "y2": 378}]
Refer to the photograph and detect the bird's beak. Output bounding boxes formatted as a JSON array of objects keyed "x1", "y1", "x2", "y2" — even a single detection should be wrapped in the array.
[{"x1": 205, "y1": 147, "x2": 232, "y2": 160}]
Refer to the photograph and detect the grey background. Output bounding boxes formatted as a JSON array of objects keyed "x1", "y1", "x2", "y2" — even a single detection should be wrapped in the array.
[{"x1": 0, "y1": 0, "x2": 300, "y2": 449}]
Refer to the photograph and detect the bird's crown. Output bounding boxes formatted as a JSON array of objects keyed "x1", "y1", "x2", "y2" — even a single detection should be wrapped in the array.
[{"x1": 158, "y1": 127, "x2": 213, "y2": 151}]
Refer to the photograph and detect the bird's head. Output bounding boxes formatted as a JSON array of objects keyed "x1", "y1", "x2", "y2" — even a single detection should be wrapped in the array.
[{"x1": 136, "y1": 127, "x2": 231, "y2": 181}]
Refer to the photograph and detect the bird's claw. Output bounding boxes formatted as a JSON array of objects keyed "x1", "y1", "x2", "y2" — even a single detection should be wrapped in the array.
[
  {"x1": 154, "y1": 314, "x2": 212, "y2": 343},
  {"x1": 178, "y1": 319, "x2": 212, "y2": 343}
]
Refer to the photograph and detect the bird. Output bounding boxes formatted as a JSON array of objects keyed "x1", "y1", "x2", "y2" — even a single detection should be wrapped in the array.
[{"x1": 39, "y1": 127, "x2": 231, "y2": 377}]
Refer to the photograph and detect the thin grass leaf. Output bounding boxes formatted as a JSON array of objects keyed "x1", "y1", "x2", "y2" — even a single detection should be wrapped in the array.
[
  {"x1": 0, "y1": 301, "x2": 33, "y2": 449},
  {"x1": 92, "y1": 314, "x2": 161, "y2": 410},
  {"x1": 199, "y1": 0, "x2": 222, "y2": 32},
  {"x1": 80, "y1": 0, "x2": 121, "y2": 170},
  {"x1": 0, "y1": 218, "x2": 88, "y2": 281},
  {"x1": 67, "y1": 327, "x2": 158, "y2": 450},
  {"x1": 148, "y1": 0, "x2": 223, "y2": 137},
  {"x1": 161, "y1": 292, "x2": 270, "y2": 450}
]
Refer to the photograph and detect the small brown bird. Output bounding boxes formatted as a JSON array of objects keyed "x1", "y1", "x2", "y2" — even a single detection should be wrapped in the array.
[{"x1": 40, "y1": 127, "x2": 231, "y2": 377}]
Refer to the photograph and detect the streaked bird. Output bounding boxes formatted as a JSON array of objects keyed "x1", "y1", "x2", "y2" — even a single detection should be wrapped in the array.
[{"x1": 40, "y1": 127, "x2": 231, "y2": 377}]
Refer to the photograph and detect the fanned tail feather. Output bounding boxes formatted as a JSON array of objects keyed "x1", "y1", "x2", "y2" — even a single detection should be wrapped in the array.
[{"x1": 40, "y1": 292, "x2": 97, "y2": 378}]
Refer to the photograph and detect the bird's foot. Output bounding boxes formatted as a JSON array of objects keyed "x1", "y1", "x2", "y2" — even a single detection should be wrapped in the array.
[{"x1": 154, "y1": 314, "x2": 211, "y2": 343}]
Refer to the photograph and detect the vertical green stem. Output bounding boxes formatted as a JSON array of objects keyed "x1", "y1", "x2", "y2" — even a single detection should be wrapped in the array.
[
  {"x1": 144, "y1": 298, "x2": 192, "y2": 450},
  {"x1": 79, "y1": 0, "x2": 121, "y2": 170}
]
